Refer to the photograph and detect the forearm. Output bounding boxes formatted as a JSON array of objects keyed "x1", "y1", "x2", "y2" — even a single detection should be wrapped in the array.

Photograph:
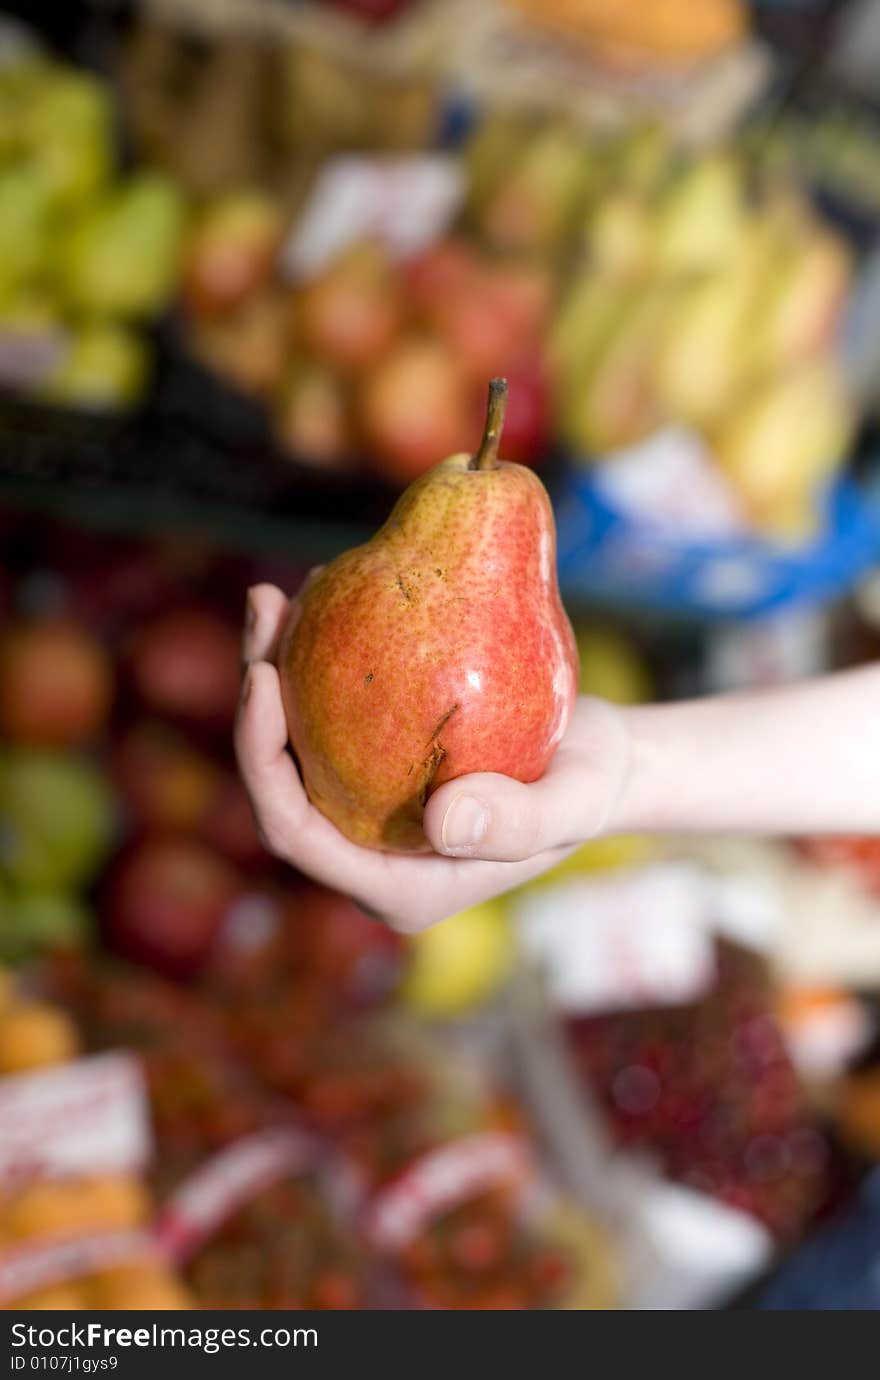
[{"x1": 611, "y1": 665, "x2": 880, "y2": 837}]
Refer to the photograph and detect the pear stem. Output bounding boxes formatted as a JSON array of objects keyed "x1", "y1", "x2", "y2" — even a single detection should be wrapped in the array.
[{"x1": 470, "y1": 377, "x2": 508, "y2": 471}]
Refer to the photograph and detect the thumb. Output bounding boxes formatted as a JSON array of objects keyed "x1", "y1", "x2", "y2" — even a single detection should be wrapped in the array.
[{"x1": 423, "y1": 760, "x2": 595, "y2": 863}]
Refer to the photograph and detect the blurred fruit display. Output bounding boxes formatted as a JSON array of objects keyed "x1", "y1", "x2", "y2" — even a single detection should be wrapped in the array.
[
  {"x1": 42, "y1": 951, "x2": 612, "y2": 1309},
  {"x1": 179, "y1": 222, "x2": 553, "y2": 482},
  {"x1": 181, "y1": 1172, "x2": 369, "y2": 1310},
  {"x1": 0, "y1": 746, "x2": 112, "y2": 890},
  {"x1": 0, "y1": 966, "x2": 194, "y2": 1310},
  {"x1": 0, "y1": 19, "x2": 864, "y2": 567},
  {"x1": 0, "y1": 54, "x2": 185, "y2": 411},
  {"x1": 2, "y1": 2, "x2": 880, "y2": 1314},
  {"x1": 567, "y1": 942, "x2": 833, "y2": 1241},
  {"x1": 166, "y1": 102, "x2": 862, "y2": 547},
  {"x1": 503, "y1": 0, "x2": 748, "y2": 70},
  {"x1": 540, "y1": 127, "x2": 857, "y2": 543},
  {"x1": 0, "y1": 620, "x2": 113, "y2": 749},
  {"x1": 399, "y1": 901, "x2": 515, "y2": 1018}
]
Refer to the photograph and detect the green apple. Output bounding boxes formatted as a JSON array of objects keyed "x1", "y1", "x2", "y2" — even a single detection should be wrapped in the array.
[
  {"x1": 0, "y1": 890, "x2": 93, "y2": 962},
  {"x1": 0, "y1": 749, "x2": 116, "y2": 890}
]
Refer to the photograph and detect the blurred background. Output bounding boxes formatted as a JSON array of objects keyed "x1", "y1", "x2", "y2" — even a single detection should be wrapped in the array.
[{"x1": 3, "y1": 0, "x2": 880, "y2": 1311}]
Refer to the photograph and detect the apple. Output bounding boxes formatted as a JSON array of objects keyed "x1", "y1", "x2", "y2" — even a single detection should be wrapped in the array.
[
  {"x1": 0, "y1": 891, "x2": 93, "y2": 963},
  {"x1": 293, "y1": 884, "x2": 403, "y2": 1000},
  {"x1": 358, "y1": 335, "x2": 470, "y2": 484},
  {"x1": 0, "y1": 619, "x2": 113, "y2": 747},
  {"x1": 111, "y1": 720, "x2": 219, "y2": 833},
  {"x1": 297, "y1": 241, "x2": 405, "y2": 374},
  {"x1": 182, "y1": 191, "x2": 284, "y2": 319},
  {"x1": 430, "y1": 261, "x2": 553, "y2": 383},
  {"x1": 402, "y1": 238, "x2": 478, "y2": 316},
  {"x1": 65, "y1": 545, "x2": 182, "y2": 632},
  {"x1": 102, "y1": 836, "x2": 243, "y2": 979},
  {"x1": 128, "y1": 606, "x2": 241, "y2": 730},
  {"x1": 0, "y1": 750, "x2": 116, "y2": 890}
]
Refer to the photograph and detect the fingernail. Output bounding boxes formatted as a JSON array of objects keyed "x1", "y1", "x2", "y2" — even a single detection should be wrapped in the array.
[
  {"x1": 245, "y1": 590, "x2": 257, "y2": 634},
  {"x1": 440, "y1": 795, "x2": 488, "y2": 853},
  {"x1": 240, "y1": 666, "x2": 253, "y2": 704}
]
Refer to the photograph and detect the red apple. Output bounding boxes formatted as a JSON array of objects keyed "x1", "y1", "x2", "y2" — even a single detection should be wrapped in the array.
[
  {"x1": 182, "y1": 192, "x2": 284, "y2": 319},
  {"x1": 102, "y1": 836, "x2": 243, "y2": 979},
  {"x1": 111, "y1": 721, "x2": 220, "y2": 833},
  {"x1": 358, "y1": 335, "x2": 471, "y2": 484},
  {"x1": 402, "y1": 237, "x2": 478, "y2": 317},
  {"x1": 297, "y1": 241, "x2": 405, "y2": 374},
  {"x1": 430, "y1": 261, "x2": 553, "y2": 383},
  {"x1": 128, "y1": 606, "x2": 241, "y2": 730},
  {"x1": 293, "y1": 884, "x2": 403, "y2": 999},
  {"x1": 0, "y1": 620, "x2": 113, "y2": 748}
]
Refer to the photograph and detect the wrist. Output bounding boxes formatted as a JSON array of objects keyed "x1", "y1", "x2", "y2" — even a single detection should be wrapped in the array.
[{"x1": 599, "y1": 702, "x2": 658, "y2": 837}]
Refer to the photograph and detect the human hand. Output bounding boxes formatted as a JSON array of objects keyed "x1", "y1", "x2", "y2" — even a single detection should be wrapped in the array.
[{"x1": 235, "y1": 582, "x2": 633, "y2": 932}]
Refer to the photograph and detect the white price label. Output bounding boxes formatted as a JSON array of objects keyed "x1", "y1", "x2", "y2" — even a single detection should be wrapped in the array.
[
  {"x1": 0, "y1": 1053, "x2": 152, "y2": 1185},
  {"x1": 513, "y1": 864, "x2": 719, "y2": 1015},
  {"x1": 283, "y1": 155, "x2": 464, "y2": 280},
  {"x1": 592, "y1": 426, "x2": 748, "y2": 539}
]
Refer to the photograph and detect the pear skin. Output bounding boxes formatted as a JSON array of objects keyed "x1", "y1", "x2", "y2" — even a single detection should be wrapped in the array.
[{"x1": 279, "y1": 381, "x2": 578, "y2": 852}]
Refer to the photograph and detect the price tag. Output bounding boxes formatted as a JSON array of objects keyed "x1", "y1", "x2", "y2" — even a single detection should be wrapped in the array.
[
  {"x1": 592, "y1": 427, "x2": 748, "y2": 539},
  {"x1": 0, "y1": 1053, "x2": 152, "y2": 1186},
  {"x1": 282, "y1": 155, "x2": 464, "y2": 281},
  {"x1": 513, "y1": 864, "x2": 719, "y2": 1015}
]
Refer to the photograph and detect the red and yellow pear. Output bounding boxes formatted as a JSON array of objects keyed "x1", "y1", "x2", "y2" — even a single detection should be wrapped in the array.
[{"x1": 279, "y1": 379, "x2": 578, "y2": 851}]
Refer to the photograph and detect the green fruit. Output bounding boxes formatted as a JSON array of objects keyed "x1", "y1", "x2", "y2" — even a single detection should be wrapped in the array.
[
  {"x1": 62, "y1": 172, "x2": 186, "y2": 319},
  {"x1": 0, "y1": 890, "x2": 92, "y2": 962},
  {"x1": 575, "y1": 624, "x2": 652, "y2": 704},
  {"x1": 399, "y1": 899, "x2": 514, "y2": 1017},
  {"x1": 479, "y1": 124, "x2": 589, "y2": 254},
  {"x1": 563, "y1": 284, "x2": 673, "y2": 455},
  {"x1": 0, "y1": 61, "x2": 53, "y2": 162},
  {"x1": 0, "y1": 164, "x2": 55, "y2": 295},
  {"x1": 24, "y1": 68, "x2": 113, "y2": 211},
  {"x1": 653, "y1": 154, "x2": 745, "y2": 277},
  {"x1": 549, "y1": 269, "x2": 633, "y2": 392},
  {"x1": 41, "y1": 322, "x2": 150, "y2": 411},
  {"x1": 0, "y1": 750, "x2": 115, "y2": 890}
]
